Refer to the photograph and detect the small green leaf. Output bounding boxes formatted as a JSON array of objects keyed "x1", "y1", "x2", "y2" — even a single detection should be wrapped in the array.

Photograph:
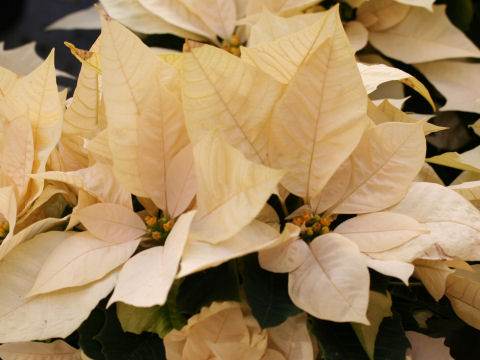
[
  {"x1": 117, "y1": 281, "x2": 186, "y2": 338},
  {"x1": 241, "y1": 254, "x2": 301, "y2": 328}
]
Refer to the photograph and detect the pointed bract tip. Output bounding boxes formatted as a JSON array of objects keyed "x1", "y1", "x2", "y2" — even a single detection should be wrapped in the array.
[{"x1": 94, "y1": 3, "x2": 111, "y2": 21}]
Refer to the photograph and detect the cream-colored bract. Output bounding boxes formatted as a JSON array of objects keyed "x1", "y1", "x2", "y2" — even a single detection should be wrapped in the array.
[
  {"x1": 0, "y1": 340, "x2": 81, "y2": 360},
  {"x1": 189, "y1": 131, "x2": 285, "y2": 243},
  {"x1": 446, "y1": 266, "x2": 480, "y2": 330},
  {"x1": 335, "y1": 212, "x2": 428, "y2": 253},
  {"x1": 268, "y1": 12, "x2": 368, "y2": 202},
  {"x1": 26, "y1": 231, "x2": 139, "y2": 297},
  {"x1": 108, "y1": 210, "x2": 196, "y2": 307},
  {"x1": 413, "y1": 259, "x2": 454, "y2": 301},
  {"x1": 368, "y1": 5, "x2": 480, "y2": 63},
  {"x1": 0, "y1": 232, "x2": 119, "y2": 343},
  {"x1": 288, "y1": 233, "x2": 370, "y2": 324},
  {"x1": 182, "y1": 44, "x2": 283, "y2": 164},
  {"x1": 415, "y1": 60, "x2": 480, "y2": 114},
  {"x1": 313, "y1": 121, "x2": 426, "y2": 214}
]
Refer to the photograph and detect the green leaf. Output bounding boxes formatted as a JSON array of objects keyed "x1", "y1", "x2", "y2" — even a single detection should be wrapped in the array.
[
  {"x1": 117, "y1": 280, "x2": 186, "y2": 338},
  {"x1": 241, "y1": 254, "x2": 301, "y2": 329},
  {"x1": 78, "y1": 303, "x2": 107, "y2": 360},
  {"x1": 373, "y1": 315, "x2": 410, "y2": 360},
  {"x1": 310, "y1": 318, "x2": 369, "y2": 360},
  {"x1": 177, "y1": 260, "x2": 240, "y2": 317},
  {"x1": 95, "y1": 304, "x2": 166, "y2": 360}
]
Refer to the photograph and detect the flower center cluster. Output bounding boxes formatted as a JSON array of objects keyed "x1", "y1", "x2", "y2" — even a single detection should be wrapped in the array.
[
  {"x1": 0, "y1": 221, "x2": 9, "y2": 241},
  {"x1": 145, "y1": 215, "x2": 175, "y2": 243},
  {"x1": 292, "y1": 212, "x2": 332, "y2": 242},
  {"x1": 221, "y1": 34, "x2": 241, "y2": 56}
]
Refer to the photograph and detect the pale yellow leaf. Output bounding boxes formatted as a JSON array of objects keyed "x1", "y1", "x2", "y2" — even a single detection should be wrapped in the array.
[
  {"x1": 0, "y1": 231, "x2": 118, "y2": 342},
  {"x1": 427, "y1": 148, "x2": 480, "y2": 174},
  {"x1": 67, "y1": 190, "x2": 97, "y2": 230},
  {"x1": 405, "y1": 331, "x2": 452, "y2": 360},
  {"x1": 108, "y1": 210, "x2": 196, "y2": 307},
  {"x1": 100, "y1": 0, "x2": 206, "y2": 40},
  {"x1": 27, "y1": 231, "x2": 139, "y2": 297},
  {"x1": 182, "y1": 43, "x2": 283, "y2": 164},
  {"x1": 357, "y1": 62, "x2": 411, "y2": 94},
  {"x1": 178, "y1": 220, "x2": 293, "y2": 277},
  {"x1": 0, "y1": 186, "x2": 17, "y2": 258},
  {"x1": 192, "y1": 0, "x2": 236, "y2": 39},
  {"x1": 415, "y1": 60, "x2": 480, "y2": 114},
  {"x1": 415, "y1": 163, "x2": 444, "y2": 185},
  {"x1": 166, "y1": 144, "x2": 197, "y2": 218},
  {"x1": 46, "y1": 5, "x2": 100, "y2": 30},
  {"x1": 241, "y1": 6, "x2": 337, "y2": 84},
  {"x1": 100, "y1": 14, "x2": 164, "y2": 197},
  {"x1": 368, "y1": 5, "x2": 480, "y2": 63},
  {"x1": 86, "y1": 129, "x2": 113, "y2": 165},
  {"x1": 352, "y1": 291, "x2": 392, "y2": 360},
  {"x1": 376, "y1": 182, "x2": 480, "y2": 262},
  {"x1": 414, "y1": 259, "x2": 453, "y2": 301},
  {"x1": 246, "y1": 0, "x2": 319, "y2": 16},
  {"x1": 164, "y1": 301, "x2": 264, "y2": 360},
  {"x1": 344, "y1": 0, "x2": 368, "y2": 7},
  {"x1": 256, "y1": 203, "x2": 280, "y2": 231},
  {"x1": 470, "y1": 119, "x2": 480, "y2": 137},
  {"x1": 445, "y1": 265, "x2": 480, "y2": 330},
  {"x1": 15, "y1": 183, "x2": 70, "y2": 233},
  {"x1": 0, "y1": 42, "x2": 72, "y2": 78},
  {"x1": 358, "y1": 63, "x2": 435, "y2": 109},
  {"x1": 0, "y1": 66, "x2": 18, "y2": 96},
  {"x1": 357, "y1": 0, "x2": 410, "y2": 31},
  {"x1": 313, "y1": 121, "x2": 426, "y2": 214},
  {"x1": 248, "y1": 9, "x2": 327, "y2": 46},
  {"x1": 0, "y1": 216, "x2": 68, "y2": 261},
  {"x1": 362, "y1": 255, "x2": 414, "y2": 285},
  {"x1": 64, "y1": 42, "x2": 101, "y2": 75},
  {"x1": 62, "y1": 41, "x2": 101, "y2": 169},
  {"x1": 335, "y1": 212, "x2": 428, "y2": 252},
  {"x1": 267, "y1": 313, "x2": 314, "y2": 360},
  {"x1": 395, "y1": 0, "x2": 434, "y2": 10},
  {"x1": 258, "y1": 236, "x2": 308, "y2": 274},
  {"x1": 288, "y1": 233, "x2": 369, "y2": 324},
  {"x1": 269, "y1": 14, "x2": 368, "y2": 202},
  {"x1": 189, "y1": 131, "x2": 285, "y2": 244},
  {"x1": 77, "y1": 203, "x2": 145, "y2": 243},
  {"x1": 137, "y1": 0, "x2": 215, "y2": 39},
  {"x1": 137, "y1": 77, "x2": 189, "y2": 213},
  {"x1": 0, "y1": 340, "x2": 81, "y2": 360},
  {"x1": 6, "y1": 50, "x2": 62, "y2": 175},
  {"x1": 30, "y1": 163, "x2": 132, "y2": 208},
  {"x1": 345, "y1": 21, "x2": 368, "y2": 52}
]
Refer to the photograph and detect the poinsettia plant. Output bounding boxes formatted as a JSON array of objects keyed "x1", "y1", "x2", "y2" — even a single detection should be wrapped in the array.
[{"x1": 0, "y1": 1, "x2": 479, "y2": 359}]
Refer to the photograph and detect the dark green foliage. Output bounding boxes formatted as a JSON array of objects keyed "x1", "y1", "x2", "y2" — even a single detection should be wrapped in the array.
[
  {"x1": 373, "y1": 315, "x2": 411, "y2": 360},
  {"x1": 95, "y1": 305, "x2": 166, "y2": 360},
  {"x1": 78, "y1": 304, "x2": 107, "y2": 360},
  {"x1": 177, "y1": 260, "x2": 241, "y2": 318},
  {"x1": 241, "y1": 254, "x2": 302, "y2": 328},
  {"x1": 311, "y1": 318, "x2": 369, "y2": 360}
]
